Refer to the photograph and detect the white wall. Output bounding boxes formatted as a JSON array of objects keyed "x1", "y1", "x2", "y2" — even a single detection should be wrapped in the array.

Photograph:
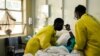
[
  {"x1": 87, "y1": 0, "x2": 100, "y2": 22},
  {"x1": 35, "y1": 0, "x2": 46, "y2": 17},
  {"x1": 35, "y1": 0, "x2": 62, "y2": 26},
  {"x1": 48, "y1": 0, "x2": 62, "y2": 25}
]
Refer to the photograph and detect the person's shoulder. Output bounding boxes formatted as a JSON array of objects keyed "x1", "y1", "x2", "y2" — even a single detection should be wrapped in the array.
[
  {"x1": 81, "y1": 13, "x2": 93, "y2": 20},
  {"x1": 45, "y1": 25, "x2": 54, "y2": 30},
  {"x1": 75, "y1": 18, "x2": 84, "y2": 27},
  {"x1": 75, "y1": 19, "x2": 82, "y2": 25},
  {"x1": 76, "y1": 13, "x2": 87, "y2": 24},
  {"x1": 42, "y1": 25, "x2": 55, "y2": 32}
]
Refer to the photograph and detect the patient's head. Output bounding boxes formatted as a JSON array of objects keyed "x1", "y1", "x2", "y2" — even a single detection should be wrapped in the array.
[{"x1": 65, "y1": 24, "x2": 70, "y2": 31}]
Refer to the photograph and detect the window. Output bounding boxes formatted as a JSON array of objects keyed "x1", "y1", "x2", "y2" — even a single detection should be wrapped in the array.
[{"x1": 0, "y1": 0, "x2": 23, "y2": 36}]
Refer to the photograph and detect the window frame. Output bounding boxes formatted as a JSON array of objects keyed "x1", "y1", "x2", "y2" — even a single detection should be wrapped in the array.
[{"x1": 0, "y1": 0, "x2": 24, "y2": 36}]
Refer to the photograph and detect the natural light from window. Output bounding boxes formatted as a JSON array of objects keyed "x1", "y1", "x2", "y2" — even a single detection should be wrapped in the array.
[{"x1": 0, "y1": 0, "x2": 23, "y2": 36}]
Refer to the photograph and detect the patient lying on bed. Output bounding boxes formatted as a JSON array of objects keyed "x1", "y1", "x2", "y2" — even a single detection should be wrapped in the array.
[{"x1": 56, "y1": 24, "x2": 75, "y2": 53}]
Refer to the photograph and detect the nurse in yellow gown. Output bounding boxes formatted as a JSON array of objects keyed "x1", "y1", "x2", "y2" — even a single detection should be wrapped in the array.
[
  {"x1": 24, "y1": 18, "x2": 64, "y2": 56},
  {"x1": 74, "y1": 5, "x2": 100, "y2": 56}
]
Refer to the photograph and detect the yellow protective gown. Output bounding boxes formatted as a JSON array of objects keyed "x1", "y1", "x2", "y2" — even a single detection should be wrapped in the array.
[
  {"x1": 24, "y1": 25, "x2": 56, "y2": 56},
  {"x1": 74, "y1": 13, "x2": 100, "y2": 56}
]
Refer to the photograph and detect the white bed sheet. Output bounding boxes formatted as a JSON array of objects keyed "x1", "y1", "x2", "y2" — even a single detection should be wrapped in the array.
[{"x1": 35, "y1": 46, "x2": 81, "y2": 56}]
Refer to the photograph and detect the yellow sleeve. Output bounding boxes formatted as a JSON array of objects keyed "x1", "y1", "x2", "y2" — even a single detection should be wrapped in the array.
[{"x1": 74, "y1": 22, "x2": 87, "y2": 51}]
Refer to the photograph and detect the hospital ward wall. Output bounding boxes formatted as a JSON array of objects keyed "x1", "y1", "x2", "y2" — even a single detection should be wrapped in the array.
[{"x1": 87, "y1": 0, "x2": 100, "y2": 22}]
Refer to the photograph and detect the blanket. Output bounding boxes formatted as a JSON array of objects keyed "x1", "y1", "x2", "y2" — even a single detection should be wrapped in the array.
[{"x1": 35, "y1": 46, "x2": 82, "y2": 56}]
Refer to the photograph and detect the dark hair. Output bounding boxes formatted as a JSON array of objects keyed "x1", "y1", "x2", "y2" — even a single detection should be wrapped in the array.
[
  {"x1": 54, "y1": 18, "x2": 64, "y2": 31},
  {"x1": 54, "y1": 18, "x2": 64, "y2": 25},
  {"x1": 75, "y1": 5, "x2": 86, "y2": 14}
]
